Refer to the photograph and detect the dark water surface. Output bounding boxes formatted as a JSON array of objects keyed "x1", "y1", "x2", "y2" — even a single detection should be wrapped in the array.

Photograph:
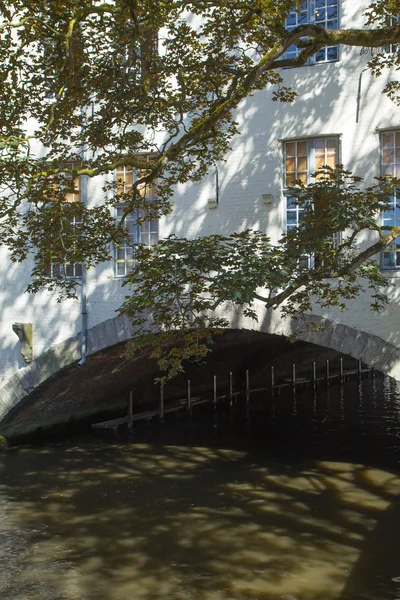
[{"x1": 1, "y1": 377, "x2": 400, "y2": 600}]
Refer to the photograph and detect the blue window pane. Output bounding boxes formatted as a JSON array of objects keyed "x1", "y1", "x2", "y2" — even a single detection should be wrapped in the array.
[
  {"x1": 383, "y1": 210, "x2": 395, "y2": 222},
  {"x1": 282, "y1": 0, "x2": 338, "y2": 65},
  {"x1": 287, "y1": 211, "x2": 298, "y2": 224},
  {"x1": 299, "y1": 256, "x2": 310, "y2": 269},
  {"x1": 327, "y1": 19, "x2": 338, "y2": 29},
  {"x1": 286, "y1": 197, "x2": 297, "y2": 208},
  {"x1": 327, "y1": 46, "x2": 338, "y2": 60},
  {"x1": 383, "y1": 252, "x2": 395, "y2": 267}
]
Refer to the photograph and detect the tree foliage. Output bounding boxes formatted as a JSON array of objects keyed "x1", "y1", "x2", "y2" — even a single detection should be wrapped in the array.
[
  {"x1": 0, "y1": 0, "x2": 399, "y2": 374},
  {"x1": 122, "y1": 168, "x2": 399, "y2": 380}
]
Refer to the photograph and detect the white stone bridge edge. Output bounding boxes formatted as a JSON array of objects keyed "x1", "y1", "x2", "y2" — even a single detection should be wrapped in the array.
[{"x1": 0, "y1": 311, "x2": 399, "y2": 422}]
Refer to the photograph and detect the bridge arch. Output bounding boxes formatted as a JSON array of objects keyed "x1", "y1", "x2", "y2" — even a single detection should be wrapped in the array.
[{"x1": 1, "y1": 310, "x2": 400, "y2": 423}]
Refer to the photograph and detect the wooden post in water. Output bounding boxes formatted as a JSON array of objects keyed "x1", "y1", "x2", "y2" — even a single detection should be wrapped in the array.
[
  {"x1": 187, "y1": 380, "x2": 192, "y2": 416},
  {"x1": 159, "y1": 384, "x2": 164, "y2": 423},
  {"x1": 358, "y1": 359, "x2": 362, "y2": 380},
  {"x1": 270, "y1": 366, "x2": 275, "y2": 396},
  {"x1": 339, "y1": 358, "x2": 344, "y2": 383},
  {"x1": 229, "y1": 372, "x2": 233, "y2": 405},
  {"x1": 326, "y1": 360, "x2": 330, "y2": 386},
  {"x1": 312, "y1": 362, "x2": 316, "y2": 389},
  {"x1": 245, "y1": 370, "x2": 250, "y2": 403},
  {"x1": 213, "y1": 375, "x2": 217, "y2": 407},
  {"x1": 292, "y1": 363, "x2": 296, "y2": 392},
  {"x1": 128, "y1": 390, "x2": 134, "y2": 434}
]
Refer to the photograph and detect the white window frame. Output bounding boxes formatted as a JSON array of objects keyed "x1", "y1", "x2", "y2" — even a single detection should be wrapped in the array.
[
  {"x1": 283, "y1": 136, "x2": 341, "y2": 269},
  {"x1": 113, "y1": 165, "x2": 159, "y2": 278},
  {"x1": 46, "y1": 161, "x2": 83, "y2": 280},
  {"x1": 283, "y1": 0, "x2": 340, "y2": 65},
  {"x1": 380, "y1": 130, "x2": 400, "y2": 270},
  {"x1": 384, "y1": 15, "x2": 399, "y2": 54}
]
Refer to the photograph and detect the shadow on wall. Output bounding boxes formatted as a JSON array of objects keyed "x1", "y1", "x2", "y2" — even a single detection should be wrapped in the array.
[{"x1": 1, "y1": 39, "x2": 398, "y2": 390}]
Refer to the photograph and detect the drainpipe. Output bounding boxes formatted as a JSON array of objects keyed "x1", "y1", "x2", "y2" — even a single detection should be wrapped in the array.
[
  {"x1": 78, "y1": 257, "x2": 87, "y2": 367},
  {"x1": 215, "y1": 165, "x2": 219, "y2": 205},
  {"x1": 78, "y1": 111, "x2": 88, "y2": 367},
  {"x1": 356, "y1": 68, "x2": 368, "y2": 124}
]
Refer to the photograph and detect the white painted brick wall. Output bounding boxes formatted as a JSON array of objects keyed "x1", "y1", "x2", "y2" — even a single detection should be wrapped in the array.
[{"x1": 1, "y1": 0, "x2": 400, "y2": 383}]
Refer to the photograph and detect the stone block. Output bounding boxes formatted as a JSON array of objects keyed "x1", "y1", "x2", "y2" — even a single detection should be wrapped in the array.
[
  {"x1": 0, "y1": 387, "x2": 14, "y2": 418},
  {"x1": 20, "y1": 360, "x2": 42, "y2": 390},
  {"x1": 87, "y1": 326, "x2": 100, "y2": 355},
  {"x1": 103, "y1": 318, "x2": 118, "y2": 348},
  {"x1": 52, "y1": 336, "x2": 81, "y2": 367},
  {"x1": 296, "y1": 315, "x2": 331, "y2": 348},
  {"x1": 338, "y1": 327, "x2": 358, "y2": 356},
  {"x1": 93, "y1": 320, "x2": 115, "y2": 351},
  {"x1": 114, "y1": 316, "x2": 128, "y2": 344},
  {"x1": 348, "y1": 331, "x2": 370, "y2": 359},
  {"x1": 34, "y1": 350, "x2": 60, "y2": 384},
  {"x1": 328, "y1": 323, "x2": 348, "y2": 352},
  {"x1": 362, "y1": 337, "x2": 386, "y2": 367},
  {"x1": 299, "y1": 324, "x2": 322, "y2": 346},
  {"x1": 88, "y1": 323, "x2": 107, "y2": 354},
  {"x1": 121, "y1": 314, "x2": 135, "y2": 339},
  {"x1": 12, "y1": 366, "x2": 36, "y2": 394},
  {"x1": 386, "y1": 360, "x2": 400, "y2": 381},
  {"x1": 376, "y1": 345, "x2": 400, "y2": 374},
  {"x1": 0, "y1": 382, "x2": 21, "y2": 409},
  {"x1": 310, "y1": 318, "x2": 335, "y2": 349},
  {"x1": 8, "y1": 375, "x2": 28, "y2": 402}
]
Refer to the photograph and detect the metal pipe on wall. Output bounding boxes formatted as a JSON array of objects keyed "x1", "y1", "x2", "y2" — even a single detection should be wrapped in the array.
[{"x1": 78, "y1": 109, "x2": 88, "y2": 367}]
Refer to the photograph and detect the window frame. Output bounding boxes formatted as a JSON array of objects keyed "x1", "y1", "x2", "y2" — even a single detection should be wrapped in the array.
[
  {"x1": 282, "y1": 135, "x2": 341, "y2": 269},
  {"x1": 113, "y1": 165, "x2": 159, "y2": 278},
  {"x1": 383, "y1": 14, "x2": 399, "y2": 55},
  {"x1": 45, "y1": 161, "x2": 83, "y2": 281},
  {"x1": 282, "y1": 0, "x2": 340, "y2": 66},
  {"x1": 380, "y1": 129, "x2": 400, "y2": 271}
]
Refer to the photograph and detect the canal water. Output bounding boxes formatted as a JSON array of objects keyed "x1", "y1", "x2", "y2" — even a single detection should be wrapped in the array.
[{"x1": 1, "y1": 376, "x2": 400, "y2": 600}]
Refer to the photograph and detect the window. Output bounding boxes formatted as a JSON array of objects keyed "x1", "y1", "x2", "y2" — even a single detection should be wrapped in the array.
[
  {"x1": 384, "y1": 15, "x2": 399, "y2": 54},
  {"x1": 284, "y1": 137, "x2": 339, "y2": 268},
  {"x1": 284, "y1": 137, "x2": 339, "y2": 191},
  {"x1": 283, "y1": 0, "x2": 339, "y2": 64},
  {"x1": 46, "y1": 162, "x2": 83, "y2": 279},
  {"x1": 381, "y1": 131, "x2": 400, "y2": 269},
  {"x1": 115, "y1": 165, "x2": 157, "y2": 199},
  {"x1": 114, "y1": 165, "x2": 159, "y2": 277}
]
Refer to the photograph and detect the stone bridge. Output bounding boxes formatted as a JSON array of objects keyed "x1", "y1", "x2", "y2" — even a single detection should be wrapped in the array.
[{"x1": 1, "y1": 308, "x2": 400, "y2": 429}]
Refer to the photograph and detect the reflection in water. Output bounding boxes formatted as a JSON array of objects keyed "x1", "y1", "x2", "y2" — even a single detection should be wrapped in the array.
[{"x1": 1, "y1": 378, "x2": 400, "y2": 599}]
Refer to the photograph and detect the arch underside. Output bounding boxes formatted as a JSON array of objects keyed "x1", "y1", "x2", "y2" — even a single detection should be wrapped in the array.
[{"x1": 0, "y1": 310, "x2": 399, "y2": 424}]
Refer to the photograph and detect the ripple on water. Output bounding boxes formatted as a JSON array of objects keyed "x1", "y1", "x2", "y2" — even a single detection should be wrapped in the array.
[{"x1": 0, "y1": 377, "x2": 400, "y2": 599}]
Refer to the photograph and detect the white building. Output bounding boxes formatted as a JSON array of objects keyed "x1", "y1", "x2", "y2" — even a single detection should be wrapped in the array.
[{"x1": 0, "y1": 0, "x2": 400, "y2": 421}]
